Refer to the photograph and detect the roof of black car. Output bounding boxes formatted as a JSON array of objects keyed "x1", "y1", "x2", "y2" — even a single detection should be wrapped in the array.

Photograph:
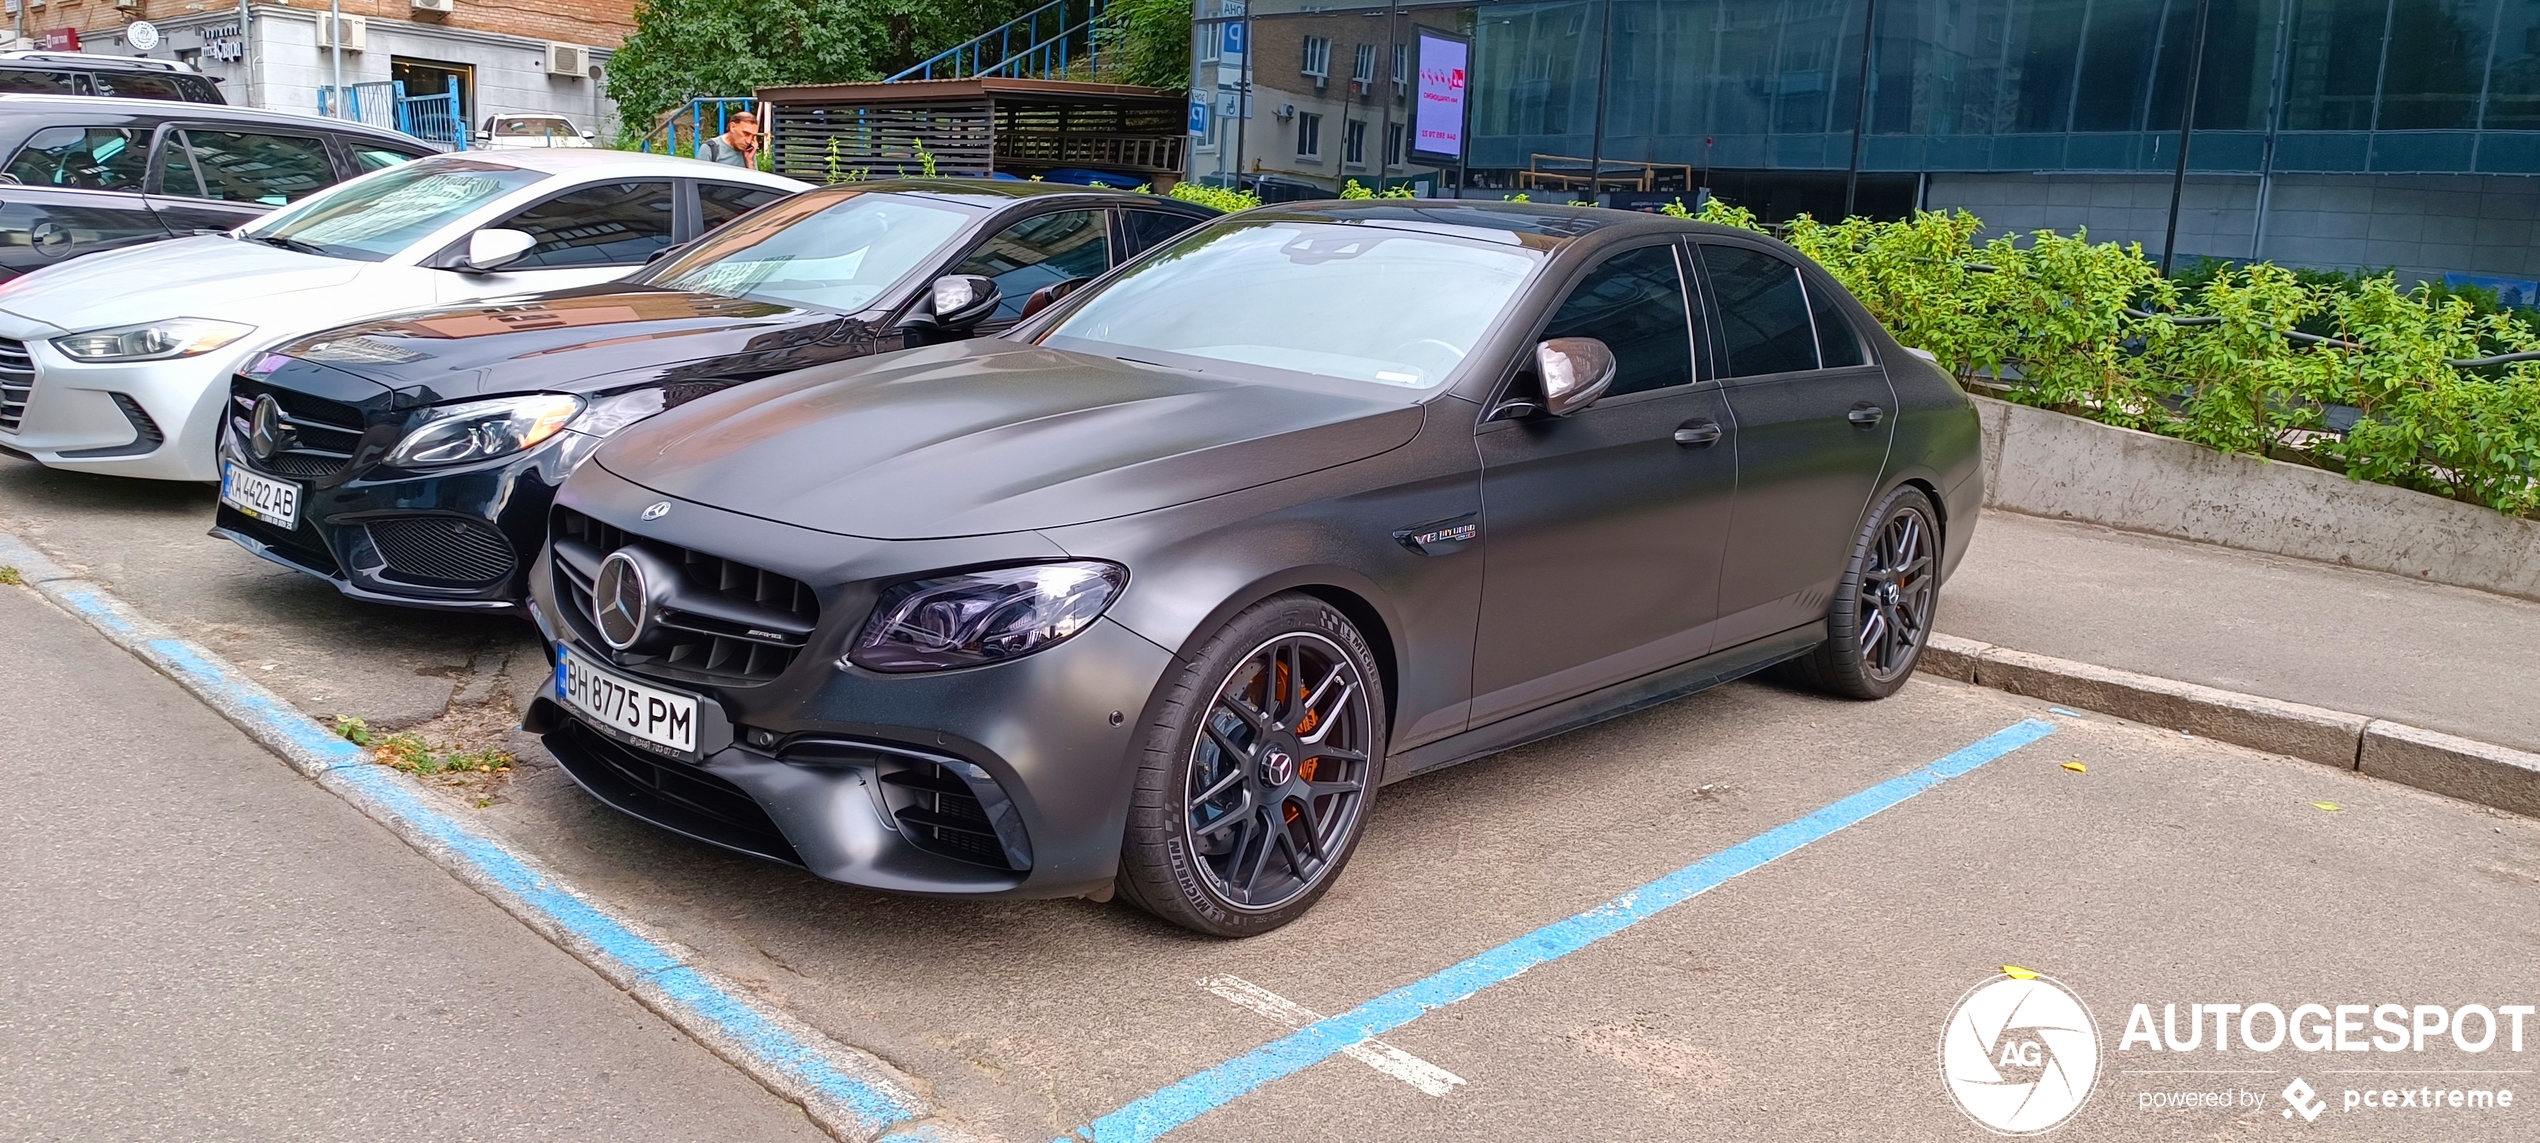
[
  {"x1": 1254, "y1": 199, "x2": 1727, "y2": 243},
  {"x1": 806, "y1": 178, "x2": 1210, "y2": 212},
  {"x1": 0, "y1": 93, "x2": 420, "y2": 143}
]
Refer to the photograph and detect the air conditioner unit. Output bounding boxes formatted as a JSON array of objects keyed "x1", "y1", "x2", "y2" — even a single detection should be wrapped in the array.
[
  {"x1": 113, "y1": 0, "x2": 138, "y2": 9},
  {"x1": 314, "y1": 13, "x2": 366, "y2": 52},
  {"x1": 410, "y1": 0, "x2": 454, "y2": 11},
  {"x1": 544, "y1": 42, "x2": 590, "y2": 79}
]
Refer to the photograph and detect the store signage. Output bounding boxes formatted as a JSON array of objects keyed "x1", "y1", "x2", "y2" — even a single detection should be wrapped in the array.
[
  {"x1": 125, "y1": 20, "x2": 160, "y2": 51},
  {"x1": 38, "y1": 28, "x2": 80, "y2": 52},
  {"x1": 202, "y1": 22, "x2": 244, "y2": 62},
  {"x1": 1411, "y1": 29, "x2": 1468, "y2": 162}
]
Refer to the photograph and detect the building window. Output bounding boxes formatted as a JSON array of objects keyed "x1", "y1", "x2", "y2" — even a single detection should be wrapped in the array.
[
  {"x1": 1343, "y1": 118, "x2": 1366, "y2": 166},
  {"x1": 1295, "y1": 111, "x2": 1322, "y2": 159},
  {"x1": 1352, "y1": 43, "x2": 1376, "y2": 91},
  {"x1": 1385, "y1": 121, "x2": 1405, "y2": 168},
  {"x1": 1393, "y1": 44, "x2": 1408, "y2": 98},
  {"x1": 1301, "y1": 36, "x2": 1330, "y2": 82},
  {"x1": 1196, "y1": 22, "x2": 1220, "y2": 66}
]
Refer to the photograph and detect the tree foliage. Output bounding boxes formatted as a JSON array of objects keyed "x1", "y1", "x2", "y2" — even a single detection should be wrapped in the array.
[
  {"x1": 1093, "y1": 0, "x2": 1194, "y2": 89},
  {"x1": 607, "y1": 0, "x2": 1044, "y2": 138}
]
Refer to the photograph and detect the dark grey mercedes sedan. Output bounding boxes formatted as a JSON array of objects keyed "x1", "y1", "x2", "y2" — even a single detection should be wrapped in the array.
[{"x1": 519, "y1": 200, "x2": 1983, "y2": 936}]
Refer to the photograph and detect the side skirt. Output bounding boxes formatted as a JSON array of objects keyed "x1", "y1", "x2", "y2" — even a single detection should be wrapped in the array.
[{"x1": 1382, "y1": 622, "x2": 1824, "y2": 785}]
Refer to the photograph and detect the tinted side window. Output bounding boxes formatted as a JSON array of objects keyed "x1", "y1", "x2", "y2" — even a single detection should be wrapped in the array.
[
  {"x1": 0, "y1": 68, "x2": 78, "y2": 94},
  {"x1": 954, "y1": 210, "x2": 1111, "y2": 320},
  {"x1": 1808, "y1": 278, "x2": 1866, "y2": 368},
  {"x1": 698, "y1": 182, "x2": 784, "y2": 229},
  {"x1": 6, "y1": 127, "x2": 149, "y2": 191},
  {"x1": 500, "y1": 181, "x2": 676, "y2": 267},
  {"x1": 352, "y1": 148, "x2": 418, "y2": 172},
  {"x1": 1700, "y1": 244, "x2": 1819, "y2": 377},
  {"x1": 1542, "y1": 245, "x2": 1694, "y2": 397},
  {"x1": 182, "y1": 131, "x2": 335, "y2": 204},
  {"x1": 1121, "y1": 209, "x2": 1199, "y2": 257},
  {"x1": 92, "y1": 73, "x2": 188, "y2": 102}
]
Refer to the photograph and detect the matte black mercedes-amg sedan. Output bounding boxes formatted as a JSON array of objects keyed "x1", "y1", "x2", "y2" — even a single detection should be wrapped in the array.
[
  {"x1": 211, "y1": 180, "x2": 1213, "y2": 611},
  {"x1": 522, "y1": 200, "x2": 1982, "y2": 936}
]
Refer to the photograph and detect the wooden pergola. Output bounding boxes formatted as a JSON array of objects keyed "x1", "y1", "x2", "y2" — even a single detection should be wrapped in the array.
[{"x1": 757, "y1": 78, "x2": 1188, "y2": 187}]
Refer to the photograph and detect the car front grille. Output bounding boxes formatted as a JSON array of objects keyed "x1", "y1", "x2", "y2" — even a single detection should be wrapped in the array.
[
  {"x1": 365, "y1": 516, "x2": 517, "y2": 587},
  {"x1": 545, "y1": 718, "x2": 802, "y2": 867},
  {"x1": 228, "y1": 376, "x2": 368, "y2": 479},
  {"x1": 0, "y1": 338, "x2": 32, "y2": 433},
  {"x1": 550, "y1": 506, "x2": 820, "y2": 688}
]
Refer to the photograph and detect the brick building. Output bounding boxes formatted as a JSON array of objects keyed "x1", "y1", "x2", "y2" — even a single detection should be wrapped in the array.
[{"x1": 16, "y1": 0, "x2": 636, "y2": 141}]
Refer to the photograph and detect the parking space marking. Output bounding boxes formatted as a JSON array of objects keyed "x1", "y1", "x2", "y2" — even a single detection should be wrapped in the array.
[
  {"x1": 1201, "y1": 975, "x2": 1467, "y2": 1097},
  {"x1": 1, "y1": 537, "x2": 974, "y2": 1143},
  {"x1": 1072, "y1": 718, "x2": 2058, "y2": 1143}
]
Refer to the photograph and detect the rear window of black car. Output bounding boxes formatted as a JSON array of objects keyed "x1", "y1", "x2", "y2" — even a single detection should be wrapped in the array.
[{"x1": 6, "y1": 126, "x2": 149, "y2": 191}]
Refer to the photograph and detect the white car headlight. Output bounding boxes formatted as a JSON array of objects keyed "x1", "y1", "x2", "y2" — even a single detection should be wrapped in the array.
[
  {"x1": 53, "y1": 318, "x2": 256, "y2": 362},
  {"x1": 382, "y1": 394, "x2": 584, "y2": 468}
]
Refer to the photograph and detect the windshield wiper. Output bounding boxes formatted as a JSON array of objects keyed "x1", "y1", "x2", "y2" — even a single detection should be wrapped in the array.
[{"x1": 246, "y1": 233, "x2": 330, "y2": 256}]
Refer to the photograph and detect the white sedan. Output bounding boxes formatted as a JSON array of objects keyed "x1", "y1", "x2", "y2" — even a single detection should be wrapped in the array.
[{"x1": 0, "y1": 149, "x2": 804, "y2": 481}]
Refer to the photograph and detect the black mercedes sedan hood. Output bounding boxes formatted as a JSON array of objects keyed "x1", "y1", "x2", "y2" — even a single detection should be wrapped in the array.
[
  {"x1": 594, "y1": 340, "x2": 1428, "y2": 540},
  {"x1": 270, "y1": 284, "x2": 854, "y2": 405}
]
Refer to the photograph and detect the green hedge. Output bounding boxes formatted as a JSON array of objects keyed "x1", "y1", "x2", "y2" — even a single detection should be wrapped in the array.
[{"x1": 1686, "y1": 202, "x2": 2540, "y2": 520}]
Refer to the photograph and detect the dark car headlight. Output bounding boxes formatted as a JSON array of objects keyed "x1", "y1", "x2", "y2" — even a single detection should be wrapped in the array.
[
  {"x1": 382, "y1": 394, "x2": 583, "y2": 468},
  {"x1": 849, "y1": 561, "x2": 1126, "y2": 673}
]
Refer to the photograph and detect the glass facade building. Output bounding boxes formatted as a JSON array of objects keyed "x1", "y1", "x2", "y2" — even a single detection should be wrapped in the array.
[{"x1": 1189, "y1": 0, "x2": 2540, "y2": 289}]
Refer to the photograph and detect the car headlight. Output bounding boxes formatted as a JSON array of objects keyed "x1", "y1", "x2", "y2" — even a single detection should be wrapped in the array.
[
  {"x1": 381, "y1": 394, "x2": 584, "y2": 468},
  {"x1": 850, "y1": 561, "x2": 1127, "y2": 673},
  {"x1": 53, "y1": 318, "x2": 255, "y2": 362}
]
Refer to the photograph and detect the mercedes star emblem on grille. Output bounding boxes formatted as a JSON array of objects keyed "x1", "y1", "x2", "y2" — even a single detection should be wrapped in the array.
[
  {"x1": 593, "y1": 550, "x2": 651, "y2": 650},
  {"x1": 248, "y1": 395, "x2": 296, "y2": 460}
]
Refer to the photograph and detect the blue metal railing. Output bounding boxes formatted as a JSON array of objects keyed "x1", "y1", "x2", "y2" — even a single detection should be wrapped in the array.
[
  {"x1": 888, "y1": 0, "x2": 1108, "y2": 82},
  {"x1": 318, "y1": 77, "x2": 467, "y2": 150},
  {"x1": 639, "y1": 97, "x2": 760, "y2": 156}
]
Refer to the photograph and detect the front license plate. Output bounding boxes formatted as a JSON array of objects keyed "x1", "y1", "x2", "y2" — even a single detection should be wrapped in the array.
[
  {"x1": 557, "y1": 647, "x2": 699, "y2": 757},
  {"x1": 219, "y1": 463, "x2": 301, "y2": 531}
]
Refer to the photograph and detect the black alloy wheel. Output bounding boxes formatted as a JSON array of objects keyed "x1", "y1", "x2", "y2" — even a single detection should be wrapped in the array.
[
  {"x1": 1778, "y1": 484, "x2": 1941, "y2": 700},
  {"x1": 1117, "y1": 593, "x2": 1385, "y2": 937}
]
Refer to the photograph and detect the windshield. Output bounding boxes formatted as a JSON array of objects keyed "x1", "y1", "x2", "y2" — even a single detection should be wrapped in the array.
[
  {"x1": 249, "y1": 159, "x2": 545, "y2": 262},
  {"x1": 493, "y1": 117, "x2": 575, "y2": 137},
  {"x1": 639, "y1": 189, "x2": 977, "y2": 314},
  {"x1": 1043, "y1": 220, "x2": 1544, "y2": 388}
]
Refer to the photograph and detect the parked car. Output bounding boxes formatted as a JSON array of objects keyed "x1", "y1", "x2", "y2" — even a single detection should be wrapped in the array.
[
  {"x1": 520, "y1": 200, "x2": 1983, "y2": 935},
  {"x1": 478, "y1": 114, "x2": 594, "y2": 149},
  {"x1": 0, "y1": 52, "x2": 223, "y2": 103},
  {"x1": 0, "y1": 149, "x2": 805, "y2": 481},
  {"x1": 210, "y1": 180, "x2": 1214, "y2": 612},
  {"x1": 0, "y1": 94, "x2": 435, "y2": 280}
]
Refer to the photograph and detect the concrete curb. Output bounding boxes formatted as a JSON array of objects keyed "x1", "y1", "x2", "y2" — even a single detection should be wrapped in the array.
[
  {"x1": 0, "y1": 534, "x2": 978, "y2": 1143},
  {"x1": 1922, "y1": 633, "x2": 2537, "y2": 819}
]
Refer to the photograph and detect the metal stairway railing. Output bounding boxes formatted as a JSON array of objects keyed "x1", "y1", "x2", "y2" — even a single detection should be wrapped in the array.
[{"x1": 888, "y1": 0, "x2": 1109, "y2": 82}]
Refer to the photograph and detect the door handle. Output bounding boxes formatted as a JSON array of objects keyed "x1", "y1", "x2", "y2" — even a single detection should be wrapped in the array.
[
  {"x1": 1848, "y1": 403, "x2": 1885, "y2": 426},
  {"x1": 1673, "y1": 419, "x2": 1723, "y2": 447}
]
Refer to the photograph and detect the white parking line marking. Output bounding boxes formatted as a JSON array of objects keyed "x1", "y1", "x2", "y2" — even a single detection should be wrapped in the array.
[{"x1": 1201, "y1": 974, "x2": 1467, "y2": 1097}]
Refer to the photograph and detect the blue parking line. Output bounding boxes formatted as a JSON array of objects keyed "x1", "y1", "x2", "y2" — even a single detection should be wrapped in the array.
[
  {"x1": 33, "y1": 569, "x2": 943, "y2": 1138},
  {"x1": 1073, "y1": 718, "x2": 2059, "y2": 1143}
]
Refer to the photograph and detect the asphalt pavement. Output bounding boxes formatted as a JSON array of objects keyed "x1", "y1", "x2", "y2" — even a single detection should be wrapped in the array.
[
  {"x1": 0, "y1": 581, "x2": 825, "y2": 1141},
  {"x1": 3, "y1": 452, "x2": 2537, "y2": 1141}
]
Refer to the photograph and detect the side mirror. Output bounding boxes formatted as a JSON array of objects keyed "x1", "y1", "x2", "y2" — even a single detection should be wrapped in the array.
[
  {"x1": 897, "y1": 274, "x2": 1002, "y2": 345},
  {"x1": 1536, "y1": 336, "x2": 1617, "y2": 416},
  {"x1": 581, "y1": 130, "x2": 596, "y2": 140},
  {"x1": 462, "y1": 228, "x2": 536, "y2": 273}
]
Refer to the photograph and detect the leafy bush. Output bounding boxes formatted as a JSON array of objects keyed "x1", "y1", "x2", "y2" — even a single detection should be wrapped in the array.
[
  {"x1": 1165, "y1": 182, "x2": 1261, "y2": 212},
  {"x1": 1339, "y1": 179, "x2": 1416, "y2": 200},
  {"x1": 1697, "y1": 205, "x2": 2540, "y2": 518}
]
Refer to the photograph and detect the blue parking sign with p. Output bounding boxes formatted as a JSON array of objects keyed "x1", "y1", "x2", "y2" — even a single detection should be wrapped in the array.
[
  {"x1": 1189, "y1": 98, "x2": 1210, "y2": 135},
  {"x1": 1223, "y1": 22, "x2": 1245, "y2": 55}
]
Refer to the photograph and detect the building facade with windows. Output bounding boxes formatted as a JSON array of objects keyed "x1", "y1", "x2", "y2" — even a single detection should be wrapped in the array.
[
  {"x1": 16, "y1": 0, "x2": 627, "y2": 143},
  {"x1": 1193, "y1": 0, "x2": 2540, "y2": 290}
]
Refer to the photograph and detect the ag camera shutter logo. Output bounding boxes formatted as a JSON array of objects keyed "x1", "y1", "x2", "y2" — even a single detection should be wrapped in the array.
[{"x1": 1941, "y1": 973, "x2": 2103, "y2": 1134}]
